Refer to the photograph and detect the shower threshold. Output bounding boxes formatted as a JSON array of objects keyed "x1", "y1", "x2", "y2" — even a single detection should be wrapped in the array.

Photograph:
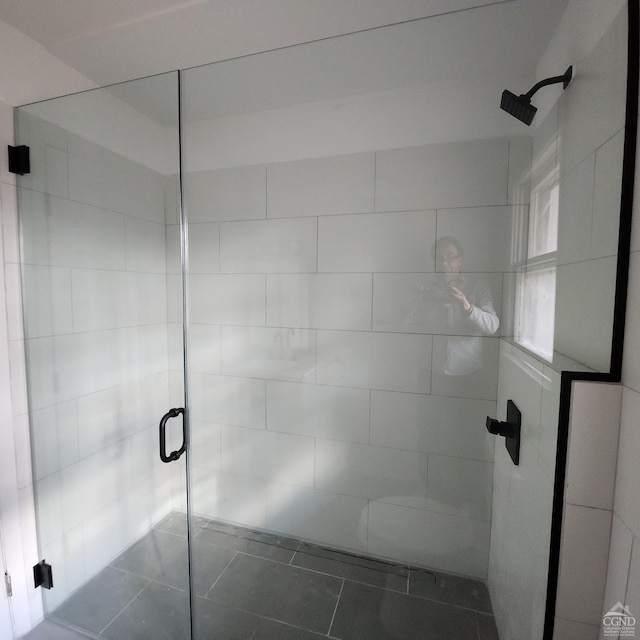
[{"x1": 35, "y1": 512, "x2": 499, "y2": 640}]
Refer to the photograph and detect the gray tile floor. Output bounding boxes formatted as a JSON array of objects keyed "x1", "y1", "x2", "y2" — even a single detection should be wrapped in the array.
[{"x1": 22, "y1": 513, "x2": 499, "y2": 640}]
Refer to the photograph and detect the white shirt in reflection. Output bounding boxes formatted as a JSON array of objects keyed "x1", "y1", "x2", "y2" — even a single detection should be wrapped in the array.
[{"x1": 411, "y1": 273, "x2": 499, "y2": 375}]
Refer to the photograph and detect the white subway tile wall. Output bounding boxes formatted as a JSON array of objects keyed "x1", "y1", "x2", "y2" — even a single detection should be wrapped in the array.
[
  {"x1": 592, "y1": 128, "x2": 625, "y2": 260},
  {"x1": 186, "y1": 165, "x2": 266, "y2": 223},
  {"x1": 374, "y1": 138, "x2": 509, "y2": 211},
  {"x1": 557, "y1": 8, "x2": 627, "y2": 176},
  {"x1": 318, "y1": 210, "x2": 436, "y2": 273},
  {"x1": 489, "y1": 341, "x2": 559, "y2": 640},
  {"x1": 267, "y1": 153, "x2": 375, "y2": 218},
  {"x1": 267, "y1": 273, "x2": 372, "y2": 331},
  {"x1": 369, "y1": 391, "x2": 495, "y2": 461},
  {"x1": 554, "y1": 257, "x2": 617, "y2": 372},
  {"x1": 367, "y1": 500, "x2": 491, "y2": 578},
  {"x1": 555, "y1": 504, "x2": 612, "y2": 624},
  {"x1": 266, "y1": 381, "x2": 370, "y2": 443},
  {"x1": 602, "y1": 514, "x2": 635, "y2": 625},
  {"x1": 185, "y1": 135, "x2": 520, "y2": 579},
  {"x1": 565, "y1": 382, "x2": 621, "y2": 511},
  {"x1": 221, "y1": 217, "x2": 317, "y2": 274},
  {"x1": 551, "y1": 7, "x2": 627, "y2": 373},
  {"x1": 556, "y1": 155, "x2": 596, "y2": 267}
]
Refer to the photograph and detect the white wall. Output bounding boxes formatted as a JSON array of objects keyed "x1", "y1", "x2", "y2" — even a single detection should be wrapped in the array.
[
  {"x1": 184, "y1": 77, "x2": 530, "y2": 172},
  {"x1": 177, "y1": 134, "x2": 527, "y2": 579}
]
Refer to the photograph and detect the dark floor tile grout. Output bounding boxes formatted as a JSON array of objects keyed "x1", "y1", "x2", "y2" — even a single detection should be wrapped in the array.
[
  {"x1": 359, "y1": 577, "x2": 493, "y2": 616},
  {"x1": 98, "y1": 578, "x2": 151, "y2": 637},
  {"x1": 107, "y1": 562, "x2": 189, "y2": 594},
  {"x1": 247, "y1": 615, "x2": 344, "y2": 640},
  {"x1": 47, "y1": 616, "x2": 102, "y2": 640},
  {"x1": 198, "y1": 539, "x2": 494, "y2": 617},
  {"x1": 279, "y1": 560, "x2": 409, "y2": 596},
  {"x1": 327, "y1": 579, "x2": 345, "y2": 639},
  {"x1": 413, "y1": 595, "x2": 495, "y2": 617},
  {"x1": 475, "y1": 611, "x2": 482, "y2": 640},
  {"x1": 233, "y1": 546, "x2": 493, "y2": 617},
  {"x1": 203, "y1": 549, "x2": 240, "y2": 599},
  {"x1": 238, "y1": 545, "x2": 402, "y2": 592}
]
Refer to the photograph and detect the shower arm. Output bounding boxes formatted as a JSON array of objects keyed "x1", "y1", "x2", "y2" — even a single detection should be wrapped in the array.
[{"x1": 524, "y1": 66, "x2": 573, "y2": 100}]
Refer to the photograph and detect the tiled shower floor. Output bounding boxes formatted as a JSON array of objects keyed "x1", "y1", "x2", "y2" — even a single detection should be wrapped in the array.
[{"x1": 24, "y1": 512, "x2": 499, "y2": 640}]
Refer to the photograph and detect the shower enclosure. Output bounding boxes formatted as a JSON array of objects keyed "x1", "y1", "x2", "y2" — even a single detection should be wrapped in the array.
[{"x1": 13, "y1": 2, "x2": 634, "y2": 639}]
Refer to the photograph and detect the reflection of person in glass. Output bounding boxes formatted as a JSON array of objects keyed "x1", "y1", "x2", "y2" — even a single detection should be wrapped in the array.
[{"x1": 433, "y1": 236, "x2": 499, "y2": 376}]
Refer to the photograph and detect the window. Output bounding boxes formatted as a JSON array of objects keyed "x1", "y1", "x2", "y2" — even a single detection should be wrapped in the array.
[{"x1": 515, "y1": 139, "x2": 559, "y2": 361}]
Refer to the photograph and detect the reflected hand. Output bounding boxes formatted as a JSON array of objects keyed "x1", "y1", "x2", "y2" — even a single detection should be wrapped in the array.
[{"x1": 450, "y1": 286, "x2": 472, "y2": 314}]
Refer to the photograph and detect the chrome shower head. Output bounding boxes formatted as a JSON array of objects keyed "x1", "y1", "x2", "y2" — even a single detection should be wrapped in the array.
[{"x1": 500, "y1": 66, "x2": 573, "y2": 126}]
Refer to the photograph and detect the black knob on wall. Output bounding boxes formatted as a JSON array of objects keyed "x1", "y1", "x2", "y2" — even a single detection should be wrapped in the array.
[{"x1": 486, "y1": 399, "x2": 521, "y2": 465}]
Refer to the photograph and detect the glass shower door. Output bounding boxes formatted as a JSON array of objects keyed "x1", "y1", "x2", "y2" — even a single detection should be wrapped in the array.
[
  {"x1": 16, "y1": 72, "x2": 194, "y2": 639},
  {"x1": 181, "y1": 18, "x2": 506, "y2": 639}
]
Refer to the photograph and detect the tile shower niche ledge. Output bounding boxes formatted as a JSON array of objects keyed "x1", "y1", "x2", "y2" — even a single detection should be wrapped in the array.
[{"x1": 502, "y1": 338, "x2": 597, "y2": 376}]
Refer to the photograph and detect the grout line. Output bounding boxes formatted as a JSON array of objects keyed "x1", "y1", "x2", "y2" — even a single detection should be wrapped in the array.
[
  {"x1": 98, "y1": 578, "x2": 151, "y2": 636},
  {"x1": 327, "y1": 579, "x2": 345, "y2": 638},
  {"x1": 506, "y1": 138, "x2": 511, "y2": 206},
  {"x1": 203, "y1": 550, "x2": 238, "y2": 599},
  {"x1": 316, "y1": 215, "x2": 319, "y2": 273},
  {"x1": 370, "y1": 271, "x2": 374, "y2": 331},
  {"x1": 68, "y1": 267, "x2": 76, "y2": 334},
  {"x1": 312, "y1": 433, "x2": 317, "y2": 489},
  {"x1": 474, "y1": 610, "x2": 483, "y2": 640},
  {"x1": 264, "y1": 166, "x2": 268, "y2": 220},
  {"x1": 372, "y1": 152, "x2": 377, "y2": 212},
  {"x1": 474, "y1": 612, "x2": 482, "y2": 640},
  {"x1": 365, "y1": 499, "x2": 370, "y2": 557},
  {"x1": 368, "y1": 388, "x2": 372, "y2": 445},
  {"x1": 45, "y1": 616, "x2": 101, "y2": 640},
  {"x1": 217, "y1": 221, "x2": 221, "y2": 273}
]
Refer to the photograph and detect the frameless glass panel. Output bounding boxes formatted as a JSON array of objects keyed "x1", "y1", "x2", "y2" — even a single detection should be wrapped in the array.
[
  {"x1": 181, "y1": 15, "x2": 523, "y2": 640},
  {"x1": 15, "y1": 72, "x2": 192, "y2": 639}
]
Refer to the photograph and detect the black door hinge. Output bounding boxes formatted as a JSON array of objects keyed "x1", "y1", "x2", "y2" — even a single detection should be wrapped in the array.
[
  {"x1": 33, "y1": 560, "x2": 53, "y2": 589},
  {"x1": 8, "y1": 145, "x2": 30, "y2": 175}
]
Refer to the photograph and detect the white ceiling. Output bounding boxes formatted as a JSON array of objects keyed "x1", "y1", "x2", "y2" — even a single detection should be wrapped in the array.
[{"x1": 0, "y1": 0, "x2": 568, "y2": 96}]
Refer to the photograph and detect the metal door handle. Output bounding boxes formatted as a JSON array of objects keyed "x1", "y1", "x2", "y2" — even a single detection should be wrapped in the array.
[{"x1": 159, "y1": 407, "x2": 186, "y2": 463}]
